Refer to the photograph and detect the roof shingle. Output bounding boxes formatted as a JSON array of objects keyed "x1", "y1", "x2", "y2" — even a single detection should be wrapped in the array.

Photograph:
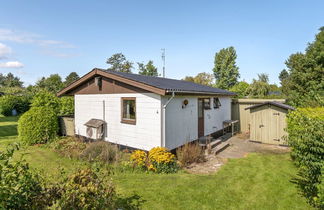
[{"x1": 101, "y1": 69, "x2": 235, "y2": 96}]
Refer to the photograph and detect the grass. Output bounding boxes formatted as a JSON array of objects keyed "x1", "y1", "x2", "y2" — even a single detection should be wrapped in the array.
[{"x1": 0, "y1": 115, "x2": 313, "y2": 209}]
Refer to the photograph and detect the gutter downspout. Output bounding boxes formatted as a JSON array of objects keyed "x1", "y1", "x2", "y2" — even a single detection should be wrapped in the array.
[{"x1": 161, "y1": 91, "x2": 175, "y2": 147}]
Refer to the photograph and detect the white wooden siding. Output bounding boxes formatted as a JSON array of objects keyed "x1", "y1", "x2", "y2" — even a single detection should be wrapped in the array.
[
  {"x1": 163, "y1": 96, "x2": 231, "y2": 150},
  {"x1": 204, "y1": 97, "x2": 231, "y2": 134},
  {"x1": 75, "y1": 93, "x2": 161, "y2": 151}
]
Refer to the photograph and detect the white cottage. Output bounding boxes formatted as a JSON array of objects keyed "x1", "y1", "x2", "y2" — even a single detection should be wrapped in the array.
[{"x1": 58, "y1": 68, "x2": 235, "y2": 151}]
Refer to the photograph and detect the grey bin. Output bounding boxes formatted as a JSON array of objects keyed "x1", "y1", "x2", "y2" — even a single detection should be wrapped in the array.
[{"x1": 59, "y1": 115, "x2": 75, "y2": 136}]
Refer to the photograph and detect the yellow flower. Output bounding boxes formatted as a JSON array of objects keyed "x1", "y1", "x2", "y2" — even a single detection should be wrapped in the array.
[{"x1": 130, "y1": 150, "x2": 147, "y2": 167}]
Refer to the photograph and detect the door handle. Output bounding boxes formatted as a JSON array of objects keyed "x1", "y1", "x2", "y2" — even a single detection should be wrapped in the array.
[{"x1": 259, "y1": 125, "x2": 264, "y2": 128}]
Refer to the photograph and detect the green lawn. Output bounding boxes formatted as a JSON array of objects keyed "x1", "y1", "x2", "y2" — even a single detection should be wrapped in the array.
[{"x1": 0, "y1": 115, "x2": 313, "y2": 209}]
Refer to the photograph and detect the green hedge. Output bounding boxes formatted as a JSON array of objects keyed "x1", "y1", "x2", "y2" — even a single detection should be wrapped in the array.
[
  {"x1": 0, "y1": 95, "x2": 30, "y2": 116},
  {"x1": 287, "y1": 107, "x2": 324, "y2": 206},
  {"x1": 18, "y1": 107, "x2": 59, "y2": 145},
  {"x1": 59, "y1": 96, "x2": 74, "y2": 116}
]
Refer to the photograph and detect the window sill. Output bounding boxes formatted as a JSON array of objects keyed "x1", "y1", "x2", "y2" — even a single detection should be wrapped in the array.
[{"x1": 121, "y1": 119, "x2": 136, "y2": 125}]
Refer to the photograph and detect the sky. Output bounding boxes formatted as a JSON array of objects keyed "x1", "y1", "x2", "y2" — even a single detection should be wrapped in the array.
[{"x1": 0, "y1": 0, "x2": 323, "y2": 86}]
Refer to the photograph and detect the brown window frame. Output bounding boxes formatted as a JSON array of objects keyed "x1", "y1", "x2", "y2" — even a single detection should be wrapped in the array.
[
  {"x1": 203, "y1": 98, "x2": 211, "y2": 110},
  {"x1": 121, "y1": 97, "x2": 136, "y2": 125}
]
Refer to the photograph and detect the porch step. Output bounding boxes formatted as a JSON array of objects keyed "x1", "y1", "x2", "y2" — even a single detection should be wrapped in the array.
[
  {"x1": 199, "y1": 139, "x2": 222, "y2": 149},
  {"x1": 214, "y1": 142, "x2": 230, "y2": 155}
]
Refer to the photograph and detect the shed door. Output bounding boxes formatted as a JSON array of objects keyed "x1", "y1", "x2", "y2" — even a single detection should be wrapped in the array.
[
  {"x1": 269, "y1": 106, "x2": 288, "y2": 145},
  {"x1": 198, "y1": 99, "x2": 204, "y2": 138}
]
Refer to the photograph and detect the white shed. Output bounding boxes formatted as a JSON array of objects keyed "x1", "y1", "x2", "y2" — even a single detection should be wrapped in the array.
[{"x1": 58, "y1": 68, "x2": 235, "y2": 151}]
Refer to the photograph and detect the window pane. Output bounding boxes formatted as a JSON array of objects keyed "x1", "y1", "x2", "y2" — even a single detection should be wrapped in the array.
[
  {"x1": 204, "y1": 98, "x2": 210, "y2": 109},
  {"x1": 123, "y1": 100, "x2": 136, "y2": 120}
]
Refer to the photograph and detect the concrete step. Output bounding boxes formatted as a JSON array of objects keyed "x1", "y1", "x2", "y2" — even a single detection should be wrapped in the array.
[
  {"x1": 214, "y1": 142, "x2": 230, "y2": 155},
  {"x1": 199, "y1": 139, "x2": 221, "y2": 148}
]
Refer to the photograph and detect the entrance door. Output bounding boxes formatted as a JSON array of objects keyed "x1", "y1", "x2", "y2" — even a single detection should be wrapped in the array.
[{"x1": 198, "y1": 99, "x2": 204, "y2": 137}]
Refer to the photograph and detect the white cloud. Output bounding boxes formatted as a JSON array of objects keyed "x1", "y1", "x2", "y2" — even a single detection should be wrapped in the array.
[
  {"x1": 0, "y1": 42, "x2": 12, "y2": 59},
  {"x1": 0, "y1": 61, "x2": 24, "y2": 68},
  {"x1": 0, "y1": 28, "x2": 76, "y2": 49}
]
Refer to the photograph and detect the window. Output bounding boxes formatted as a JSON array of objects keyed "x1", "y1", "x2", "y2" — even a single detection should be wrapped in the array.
[
  {"x1": 121, "y1": 97, "x2": 136, "y2": 124},
  {"x1": 203, "y1": 98, "x2": 211, "y2": 109},
  {"x1": 213, "y1": 97, "x2": 221, "y2": 109}
]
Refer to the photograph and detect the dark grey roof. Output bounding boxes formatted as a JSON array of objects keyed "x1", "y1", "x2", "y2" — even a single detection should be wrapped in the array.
[
  {"x1": 245, "y1": 101, "x2": 295, "y2": 110},
  {"x1": 100, "y1": 69, "x2": 235, "y2": 96}
]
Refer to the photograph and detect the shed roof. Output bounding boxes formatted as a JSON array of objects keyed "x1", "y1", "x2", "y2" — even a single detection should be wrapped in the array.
[
  {"x1": 245, "y1": 101, "x2": 295, "y2": 110},
  {"x1": 84, "y1": 119, "x2": 105, "y2": 128}
]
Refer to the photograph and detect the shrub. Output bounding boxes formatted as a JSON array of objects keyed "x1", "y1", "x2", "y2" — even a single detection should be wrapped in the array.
[
  {"x1": 31, "y1": 90, "x2": 60, "y2": 112},
  {"x1": 18, "y1": 107, "x2": 59, "y2": 145},
  {"x1": 148, "y1": 147, "x2": 178, "y2": 173},
  {"x1": 59, "y1": 96, "x2": 74, "y2": 116},
  {"x1": 287, "y1": 107, "x2": 324, "y2": 206},
  {"x1": 54, "y1": 168, "x2": 116, "y2": 209},
  {"x1": 80, "y1": 141, "x2": 120, "y2": 163},
  {"x1": 317, "y1": 166, "x2": 324, "y2": 208},
  {"x1": 130, "y1": 150, "x2": 148, "y2": 168},
  {"x1": 0, "y1": 144, "x2": 47, "y2": 209},
  {"x1": 0, "y1": 95, "x2": 30, "y2": 116},
  {"x1": 176, "y1": 143, "x2": 205, "y2": 167},
  {"x1": 51, "y1": 137, "x2": 87, "y2": 158}
]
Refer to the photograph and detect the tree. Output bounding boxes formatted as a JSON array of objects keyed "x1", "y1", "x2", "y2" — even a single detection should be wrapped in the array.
[
  {"x1": 138, "y1": 60, "x2": 159, "y2": 76},
  {"x1": 246, "y1": 73, "x2": 271, "y2": 98},
  {"x1": 106, "y1": 53, "x2": 133, "y2": 73},
  {"x1": 0, "y1": 73, "x2": 23, "y2": 87},
  {"x1": 278, "y1": 69, "x2": 289, "y2": 84},
  {"x1": 182, "y1": 72, "x2": 214, "y2": 86},
  {"x1": 183, "y1": 76, "x2": 195, "y2": 83},
  {"x1": 213, "y1": 46, "x2": 240, "y2": 89},
  {"x1": 229, "y1": 81, "x2": 250, "y2": 98},
  {"x1": 65, "y1": 72, "x2": 80, "y2": 86},
  {"x1": 257, "y1": 73, "x2": 269, "y2": 83},
  {"x1": 281, "y1": 27, "x2": 324, "y2": 107},
  {"x1": 36, "y1": 74, "x2": 64, "y2": 93}
]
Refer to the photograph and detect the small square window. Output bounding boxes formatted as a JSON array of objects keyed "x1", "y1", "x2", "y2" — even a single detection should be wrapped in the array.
[
  {"x1": 121, "y1": 98, "x2": 136, "y2": 124},
  {"x1": 213, "y1": 97, "x2": 221, "y2": 109},
  {"x1": 203, "y1": 98, "x2": 211, "y2": 109}
]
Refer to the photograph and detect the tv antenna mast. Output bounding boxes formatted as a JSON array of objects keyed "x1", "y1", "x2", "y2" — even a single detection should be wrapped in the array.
[{"x1": 161, "y1": 48, "x2": 165, "y2": 78}]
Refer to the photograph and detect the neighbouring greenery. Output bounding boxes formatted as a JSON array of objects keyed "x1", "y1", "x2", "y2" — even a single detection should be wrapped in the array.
[
  {"x1": 246, "y1": 73, "x2": 271, "y2": 97},
  {"x1": 138, "y1": 60, "x2": 159, "y2": 76},
  {"x1": 35, "y1": 74, "x2": 65, "y2": 93},
  {"x1": 0, "y1": 115, "x2": 313, "y2": 209},
  {"x1": 0, "y1": 144, "x2": 47, "y2": 209},
  {"x1": 0, "y1": 143, "x2": 118, "y2": 209},
  {"x1": 59, "y1": 96, "x2": 74, "y2": 116},
  {"x1": 106, "y1": 53, "x2": 133, "y2": 73},
  {"x1": 80, "y1": 141, "x2": 121, "y2": 164},
  {"x1": 31, "y1": 90, "x2": 60, "y2": 112},
  {"x1": 51, "y1": 137, "x2": 87, "y2": 159},
  {"x1": 229, "y1": 81, "x2": 250, "y2": 98},
  {"x1": 287, "y1": 107, "x2": 324, "y2": 207},
  {"x1": 0, "y1": 95, "x2": 30, "y2": 116},
  {"x1": 213, "y1": 46, "x2": 240, "y2": 89},
  {"x1": 18, "y1": 107, "x2": 59, "y2": 145},
  {"x1": 54, "y1": 168, "x2": 116, "y2": 209},
  {"x1": 176, "y1": 142, "x2": 205, "y2": 167},
  {"x1": 0, "y1": 72, "x2": 23, "y2": 88},
  {"x1": 64, "y1": 72, "x2": 80, "y2": 86},
  {"x1": 131, "y1": 147, "x2": 178, "y2": 173},
  {"x1": 281, "y1": 27, "x2": 324, "y2": 107},
  {"x1": 183, "y1": 72, "x2": 214, "y2": 86}
]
